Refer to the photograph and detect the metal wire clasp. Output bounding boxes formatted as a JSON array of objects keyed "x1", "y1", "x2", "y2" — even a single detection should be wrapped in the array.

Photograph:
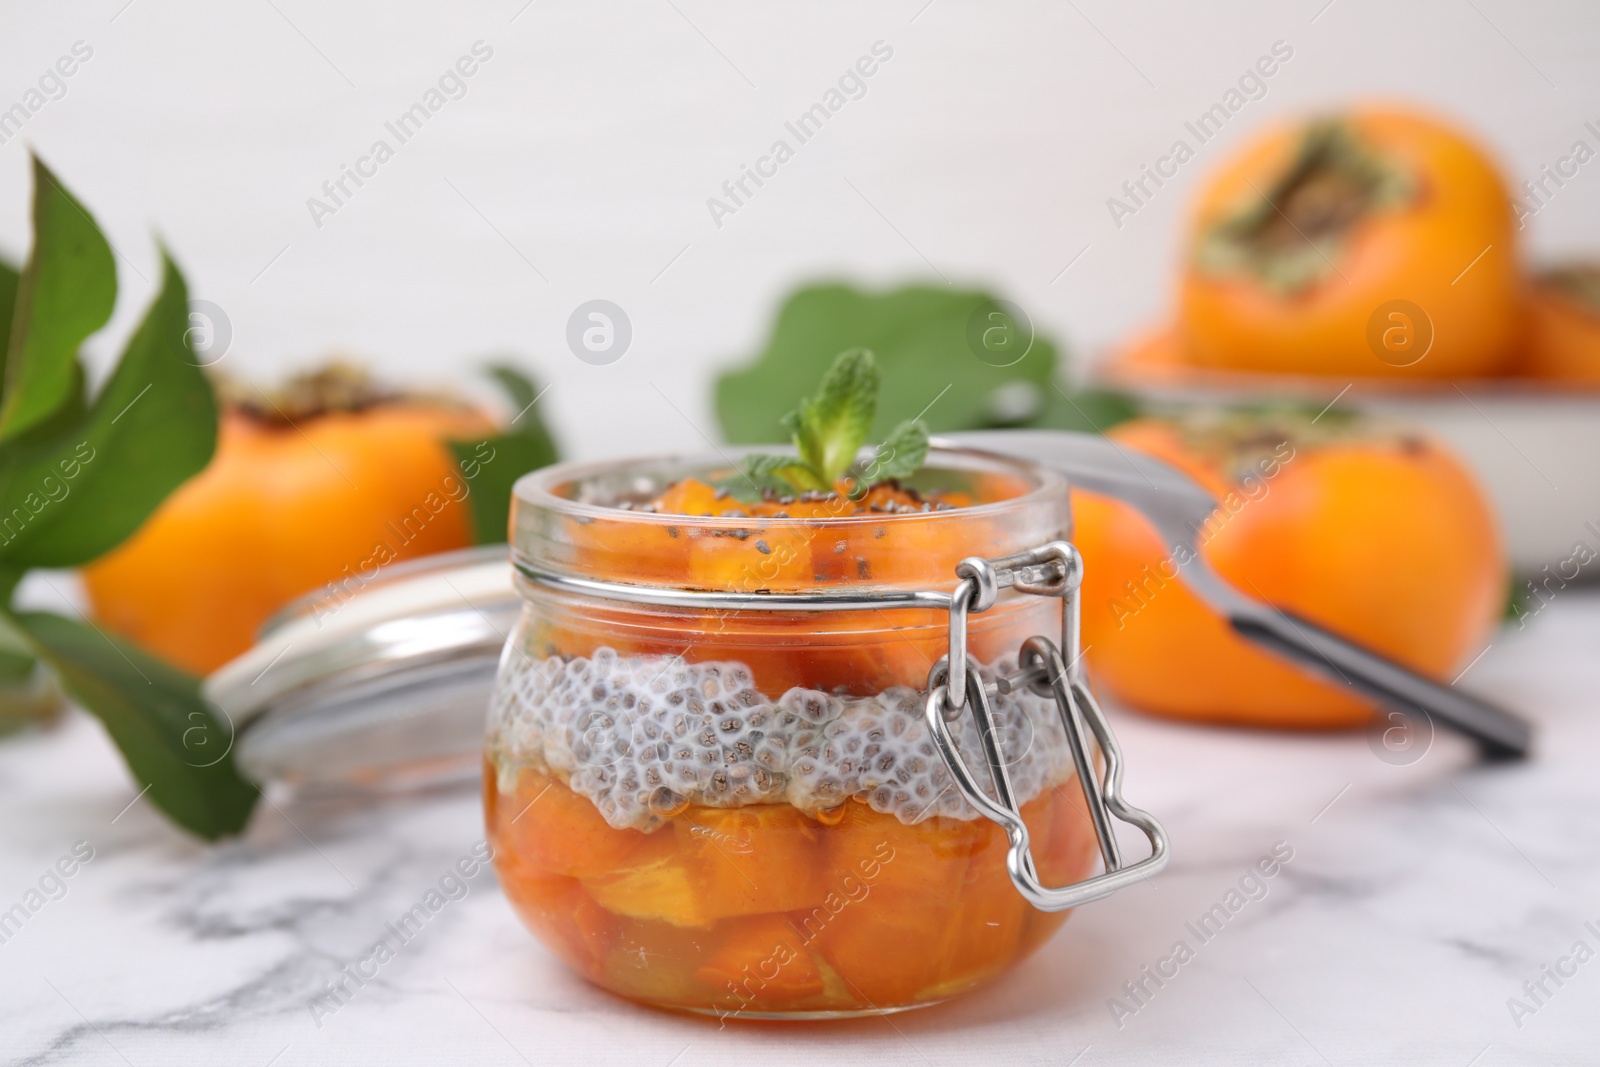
[{"x1": 925, "y1": 541, "x2": 1170, "y2": 912}]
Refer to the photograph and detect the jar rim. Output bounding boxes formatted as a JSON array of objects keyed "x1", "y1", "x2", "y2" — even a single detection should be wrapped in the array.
[
  {"x1": 510, "y1": 446, "x2": 1072, "y2": 593},
  {"x1": 511, "y1": 445, "x2": 1067, "y2": 531}
]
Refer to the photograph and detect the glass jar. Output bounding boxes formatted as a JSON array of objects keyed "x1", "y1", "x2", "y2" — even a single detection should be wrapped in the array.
[{"x1": 485, "y1": 447, "x2": 1163, "y2": 1019}]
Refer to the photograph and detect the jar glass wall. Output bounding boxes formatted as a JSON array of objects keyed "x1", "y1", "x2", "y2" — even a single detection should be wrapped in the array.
[{"x1": 486, "y1": 449, "x2": 1098, "y2": 1018}]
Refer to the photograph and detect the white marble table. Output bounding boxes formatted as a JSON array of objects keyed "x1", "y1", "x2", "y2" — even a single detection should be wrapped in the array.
[{"x1": 1, "y1": 593, "x2": 1596, "y2": 1066}]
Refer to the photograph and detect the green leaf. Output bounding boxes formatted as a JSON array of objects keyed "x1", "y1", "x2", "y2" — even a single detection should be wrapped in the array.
[
  {"x1": 868, "y1": 419, "x2": 929, "y2": 481},
  {"x1": 715, "y1": 283, "x2": 1061, "y2": 444},
  {"x1": 741, "y1": 452, "x2": 824, "y2": 494},
  {"x1": 451, "y1": 364, "x2": 560, "y2": 544},
  {"x1": 9, "y1": 610, "x2": 258, "y2": 839},
  {"x1": 0, "y1": 259, "x2": 19, "y2": 382},
  {"x1": 0, "y1": 157, "x2": 117, "y2": 442},
  {"x1": 1027, "y1": 384, "x2": 1140, "y2": 434},
  {"x1": 451, "y1": 434, "x2": 556, "y2": 543},
  {"x1": 0, "y1": 595, "x2": 37, "y2": 687},
  {"x1": 0, "y1": 250, "x2": 217, "y2": 568},
  {"x1": 790, "y1": 348, "x2": 878, "y2": 483},
  {"x1": 487, "y1": 364, "x2": 559, "y2": 464},
  {"x1": 0, "y1": 645, "x2": 35, "y2": 685},
  {"x1": 485, "y1": 363, "x2": 539, "y2": 414}
]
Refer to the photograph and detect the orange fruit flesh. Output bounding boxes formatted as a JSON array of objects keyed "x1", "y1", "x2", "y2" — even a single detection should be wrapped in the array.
[
  {"x1": 537, "y1": 473, "x2": 1046, "y2": 699},
  {"x1": 565, "y1": 478, "x2": 997, "y2": 595},
  {"x1": 488, "y1": 764, "x2": 1096, "y2": 1016}
]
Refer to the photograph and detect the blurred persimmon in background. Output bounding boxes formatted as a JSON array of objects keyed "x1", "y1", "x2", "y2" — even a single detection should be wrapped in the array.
[
  {"x1": 1072, "y1": 410, "x2": 1505, "y2": 729},
  {"x1": 82, "y1": 365, "x2": 494, "y2": 674},
  {"x1": 1519, "y1": 265, "x2": 1600, "y2": 385},
  {"x1": 1178, "y1": 107, "x2": 1519, "y2": 379}
]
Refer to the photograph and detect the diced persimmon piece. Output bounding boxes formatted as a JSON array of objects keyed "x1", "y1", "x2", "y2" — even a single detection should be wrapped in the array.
[
  {"x1": 565, "y1": 515, "x2": 689, "y2": 583},
  {"x1": 598, "y1": 915, "x2": 725, "y2": 1004},
  {"x1": 522, "y1": 607, "x2": 661, "y2": 661},
  {"x1": 686, "y1": 525, "x2": 813, "y2": 592},
  {"x1": 497, "y1": 868, "x2": 615, "y2": 977},
  {"x1": 495, "y1": 769, "x2": 670, "y2": 879},
  {"x1": 730, "y1": 612, "x2": 940, "y2": 695},
  {"x1": 845, "y1": 511, "x2": 997, "y2": 587},
  {"x1": 623, "y1": 474, "x2": 1014, "y2": 596},
  {"x1": 810, "y1": 800, "x2": 980, "y2": 1006},
  {"x1": 1011, "y1": 783, "x2": 1100, "y2": 958},
  {"x1": 693, "y1": 914, "x2": 827, "y2": 1009},
  {"x1": 801, "y1": 619, "x2": 941, "y2": 693},
  {"x1": 653, "y1": 478, "x2": 723, "y2": 516},
  {"x1": 938, "y1": 793, "x2": 1052, "y2": 987},
  {"x1": 1036, "y1": 781, "x2": 1102, "y2": 887},
  {"x1": 583, "y1": 853, "x2": 718, "y2": 928},
  {"x1": 585, "y1": 805, "x2": 827, "y2": 929},
  {"x1": 676, "y1": 805, "x2": 827, "y2": 919}
]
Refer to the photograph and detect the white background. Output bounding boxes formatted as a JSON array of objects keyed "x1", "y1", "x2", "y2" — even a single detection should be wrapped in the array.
[{"x1": 2, "y1": 0, "x2": 1597, "y2": 459}]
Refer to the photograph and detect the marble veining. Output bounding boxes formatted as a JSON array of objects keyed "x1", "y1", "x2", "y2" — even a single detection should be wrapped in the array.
[{"x1": 2, "y1": 595, "x2": 1598, "y2": 1065}]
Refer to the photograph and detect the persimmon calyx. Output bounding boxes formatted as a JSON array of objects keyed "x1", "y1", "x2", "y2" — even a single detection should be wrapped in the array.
[
  {"x1": 213, "y1": 361, "x2": 478, "y2": 425},
  {"x1": 1194, "y1": 120, "x2": 1414, "y2": 295},
  {"x1": 1157, "y1": 405, "x2": 1429, "y2": 484},
  {"x1": 1539, "y1": 264, "x2": 1600, "y2": 316}
]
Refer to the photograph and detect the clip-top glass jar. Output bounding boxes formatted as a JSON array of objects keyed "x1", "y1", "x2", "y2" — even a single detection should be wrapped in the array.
[{"x1": 486, "y1": 447, "x2": 1166, "y2": 1019}]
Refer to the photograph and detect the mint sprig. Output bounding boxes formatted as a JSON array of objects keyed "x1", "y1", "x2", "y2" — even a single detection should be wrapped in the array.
[
  {"x1": 738, "y1": 348, "x2": 929, "y2": 497},
  {"x1": 867, "y1": 415, "x2": 930, "y2": 481}
]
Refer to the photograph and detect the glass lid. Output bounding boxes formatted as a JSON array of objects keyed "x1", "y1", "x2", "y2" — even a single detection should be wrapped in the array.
[{"x1": 203, "y1": 545, "x2": 516, "y2": 791}]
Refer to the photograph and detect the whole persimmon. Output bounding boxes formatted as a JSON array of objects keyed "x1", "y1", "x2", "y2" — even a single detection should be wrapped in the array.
[
  {"x1": 1179, "y1": 108, "x2": 1519, "y2": 379},
  {"x1": 82, "y1": 366, "x2": 495, "y2": 674},
  {"x1": 1518, "y1": 266, "x2": 1600, "y2": 386},
  {"x1": 1072, "y1": 411, "x2": 1505, "y2": 729},
  {"x1": 1103, "y1": 323, "x2": 1187, "y2": 379}
]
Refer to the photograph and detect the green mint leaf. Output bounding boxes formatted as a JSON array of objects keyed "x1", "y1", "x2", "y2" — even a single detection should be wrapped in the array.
[
  {"x1": 717, "y1": 455, "x2": 817, "y2": 502},
  {"x1": 0, "y1": 156, "x2": 117, "y2": 443},
  {"x1": 450, "y1": 364, "x2": 560, "y2": 544},
  {"x1": 713, "y1": 476, "x2": 763, "y2": 504},
  {"x1": 0, "y1": 250, "x2": 216, "y2": 568},
  {"x1": 741, "y1": 452, "x2": 824, "y2": 494},
  {"x1": 867, "y1": 419, "x2": 929, "y2": 481},
  {"x1": 717, "y1": 284, "x2": 1068, "y2": 445},
  {"x1": 790, "y1": 347, "x2": 878, "y2": 484},
  {"x1": 11, "y1": 609, "x2": 258, "y2": 839}
]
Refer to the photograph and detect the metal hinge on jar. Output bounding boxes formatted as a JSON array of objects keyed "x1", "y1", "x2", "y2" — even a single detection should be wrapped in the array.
[{"x1": 924, "y1": 542, "x2": 1169, "y2": 912}]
